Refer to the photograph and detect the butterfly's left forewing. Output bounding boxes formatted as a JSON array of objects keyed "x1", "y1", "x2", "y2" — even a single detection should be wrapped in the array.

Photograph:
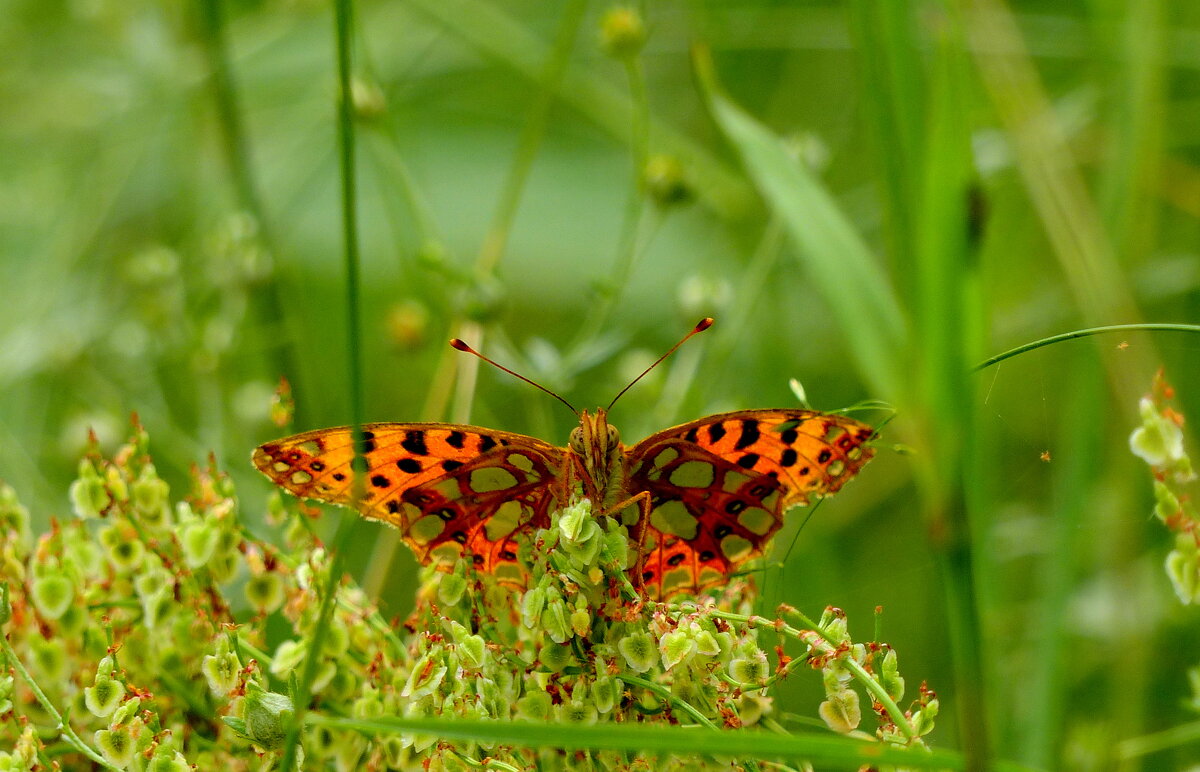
[
  {"x1": 625, "y1": 409, "x2": 875, "y2": 598},
  {"x1": 253, "y1": 423, "x2": 565, "y2": 580}
]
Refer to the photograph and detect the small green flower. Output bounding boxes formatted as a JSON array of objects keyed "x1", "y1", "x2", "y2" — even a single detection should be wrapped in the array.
[
  {"x1": 30, "y1": 637, "x2": 67, "y2": 682},
  {"x1": 85, "y1": 676, "x2": 126, "y2": 718},
  {"x1": 70, "y1": 460, "x2": 112, "y2": 519},
  {"x1": 521, "y1": 586, "x2": 547, "y2": 629},
  {"x1": 131, "y1": 463, "x2": 171, "y2": 529},
  {"x1": 599, "y1": 6, "x2": 645, "y2": 59},
  {"x1": 269, "y1": 639, "x2": 306, "y2": 679},
  {"x1": 202, "y1": 651, "x2": 241, "y2": 696},
  {"x1": 537, "y1": 641, "x2": 575, "y2": 673},
  {"x1": 180, "y1": 520, "x2": 219, "y2": 569},
  {"x1": 618, "y1": 632, "x2": 656, "y2": 673},
  {"x1": 111, "y1": 696, "x2": 142, "y2": 726},
  {"x1": 516, "y1": 690, "x2": 553, "y2": 721},
  {"x1": 729, "y1": 652, "x2": 768, "y2": 685},
  {"x1": 557, "y1": 700, "x2": 599, "y2": 725},
  {"x1": 541, "y1": 595, "x2": 572, "y2": 644},
  {"x1": 0, "y1": 484, "x2": 31, "y2": 548},
  {"x1": 437, "y1": 572, "x2": 467, "y2": 606},
  {"x1": 100, "y1": 525, "x2": 145, "y2": 573},
  {"x1": 401, "y1": 653, "x2": 448, "y2": 699},
  {"x1": 644, "y1": 155, "x2": 692, "y2": 208},
  {"x1": 1166, "y1": 535, "x2": 1200, "y2": 604},
  {"x1": 880, "y1": 648, "x2": 905, "y2": 701},
  {"x1": 95, "y1": 725, "x2": 136, "y2": 767},
  {"x1": 0, "y1": 670, "x2": 13, "y2": 715},
  {"x1": 30, "y1": 572, "x2": 74, "y2": 620},
  {"x1": 244, "y1": 571, "x2": 285, "y2": 614},
  {"x1": 818, "y1": 687, "x2": 861, "y2": 734},
  {"x1": 146, "y1": 751, "x2": 191, "y2": 772},
  {"x1": 659, "y1": 629, "x2": 695, "y2": 671}
]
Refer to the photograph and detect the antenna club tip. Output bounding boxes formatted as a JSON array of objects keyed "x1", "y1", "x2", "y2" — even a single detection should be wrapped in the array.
[
  {"x1": 696, "y1": 317, "x2": 715, "y2": 332},
  {"x1": 448, "y1": 338, "x2": 472, "y2": 352}
]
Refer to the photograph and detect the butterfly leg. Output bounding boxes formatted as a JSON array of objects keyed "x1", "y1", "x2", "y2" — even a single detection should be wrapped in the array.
[{"x1": 605, "y1": 490, "x2": 653, "y2": 602}]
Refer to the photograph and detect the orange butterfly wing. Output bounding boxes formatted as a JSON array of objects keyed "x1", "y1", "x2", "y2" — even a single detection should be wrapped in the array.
[
  {"x1": 624, "y1": 410, "x2": 875, "y2": 597},
  {"x1": 253, "y1": 423, "x2": 565, "y2": 582}
]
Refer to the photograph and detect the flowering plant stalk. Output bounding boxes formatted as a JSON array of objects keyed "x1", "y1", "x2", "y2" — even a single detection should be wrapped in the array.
[{"x1": 0, "y1": 422, "x2": 935, "y2": 770}]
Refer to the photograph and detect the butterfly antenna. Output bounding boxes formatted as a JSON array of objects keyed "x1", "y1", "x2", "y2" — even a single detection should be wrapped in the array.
[
  {"x1": 449, "y1": 338, "x2": 578, "y2": 415},
  {"x1": 607, "y1": 317, "x2": 714, "y2": 411}
]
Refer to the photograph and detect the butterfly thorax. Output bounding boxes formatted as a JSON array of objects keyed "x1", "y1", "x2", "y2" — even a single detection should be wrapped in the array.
[{"x1": 567, "y1": 408, "x2": 626, "y2": 508}]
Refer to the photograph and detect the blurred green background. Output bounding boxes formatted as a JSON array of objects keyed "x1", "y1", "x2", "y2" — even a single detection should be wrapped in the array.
[{"x1": 3, "y1": 0, "x2": 1199, "y2": 767}]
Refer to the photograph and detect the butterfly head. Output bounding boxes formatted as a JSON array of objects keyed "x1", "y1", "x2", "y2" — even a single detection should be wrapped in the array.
[{"x1": 570, "y1": 408, "x2": 623, "y2": 486}]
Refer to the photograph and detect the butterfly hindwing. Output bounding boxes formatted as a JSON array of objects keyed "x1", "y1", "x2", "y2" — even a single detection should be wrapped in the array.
[
  {"x1": 625, "y1": 409, "x2": 875, "y2": 597},
  {"x1": 253, "y1": 423, "x2": 564, "y2": 575}
]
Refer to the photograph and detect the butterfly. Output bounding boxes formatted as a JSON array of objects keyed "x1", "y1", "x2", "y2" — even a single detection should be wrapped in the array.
[{"x1": 253, "y1": 320, "x2": 875, "y2": 599}]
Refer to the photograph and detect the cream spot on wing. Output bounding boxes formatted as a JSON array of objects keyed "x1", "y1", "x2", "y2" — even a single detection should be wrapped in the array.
[
  {"x1": 847, "y1": 447, "x2": 862, "y2": 461},
  {"x1": 650, "y1": 500, "x2": 699, "y2": 540},
  {"x1": 653, "y1": 447, "x2": 679, "y2": 468},
  {"x1": 409, "y1": 515, "x2": 446, "y2": 545},
  {"x1": 722, "y1": 470, "x2": 752, "y2": 494},
  {"x1": 737, "y1": 507, "x2": 774, "y2": 536},
  {"x1": 429, "y1": 542, "x2": 462, "y2": 564},
  {"x1": 507, "y1": 453, "x2": 535, "y2": 473},
  {"x1": 290, "y1": 470, "x2": 312, "y2": 485},
  {"x1": 470, "y1": 467, "x2": 519, "y2": 492},
  {"x1": 485, "y1": 500, "x2": 526, "y2": 542},
  {"x1": 273, "y1": 461, "x2": 289, "y2": 473},
  {"x1": 823, "y1": 425, "x2": 847, "y2": 443},
  {"x1": 668, "y1": 460, "x2": 715, "y2": 489},
  {"x1": 298, "y1": 440, "x2": 322, "y2": 455},
  {"x1": 720, "y1": 534, "x2": 752, "y2": 562},
  {"x1": 759, "y1": 491, "x2": 780, "y2": 510},
  {"x1": 827, "y1": 460, "x2": 845, "y2": 477},
  {"x1": 430, "y1": 477, "x2": 461, "y2": 500}
]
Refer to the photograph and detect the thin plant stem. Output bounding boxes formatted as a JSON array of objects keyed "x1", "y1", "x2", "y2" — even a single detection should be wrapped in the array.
[
  {"x1": 278, "y1": 0, "x2": 365, "y2": 767},
  {"x1": 975, "y1": 323, "x2": 1200, "y2": 371}
]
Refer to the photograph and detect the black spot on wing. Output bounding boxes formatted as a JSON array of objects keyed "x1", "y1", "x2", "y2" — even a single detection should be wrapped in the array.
[
  {"x1": 442, "y1": 460, "x2": 464, "y2": 472},
  {"x1": 402, "y1": 431, "x2": 428, "y2": 456},
  {"x1": 446, "y1": 431, "x2": 466, "y2": 449},
  {"x1": 736, "y1": 453, "x2": 760, "y2": 469},
  {"x1": 735, "y1": 420, "x2": 760, "y2": 450},
  {"x1": 397, "y1": 458, "x2": 421, "y2": 474},
  {"x1": 780, "y1": 448, "x2": 798, "y2": 467},
  {"x1": 780, "y1": 428, "x2": 798, "y2": 445},
  {"x1": 479, "y1": 435, "x2": 497, "y2": 453},
  {"x1": 707, "y1": 423, "x2": 727, "y2": 443},
  {"x1": 371, "y1": 474, "x2": 390, "y2": 488}
]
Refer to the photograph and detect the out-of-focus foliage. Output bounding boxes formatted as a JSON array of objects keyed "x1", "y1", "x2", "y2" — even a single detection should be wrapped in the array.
[{"x1": 2, "y1": 0, "x2": 1200, "y2": 768}]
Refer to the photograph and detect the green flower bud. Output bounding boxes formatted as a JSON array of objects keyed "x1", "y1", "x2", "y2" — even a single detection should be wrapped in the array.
[
  {"x1": 244, "y1": 572, "x2": 285, "y2": 614},
  {"x1": 70, "y1": 461, "x2": 111, "y2": 519},
  {"x1": 30, "y1": 573, "x2": 74, "y2": 620},
  {"x1": 131, "y1": 464, "x2": 170, "y2": 523},
  {"x1": 103, "y1": 466, "x2": 128, "y2": 504},
  {"x1": 242, "y1": 682, "x2": 294, "y2": 750},
  {"x1": 880, "y1": 648, "x2": 905, "y2": 702},
  {"x1": 147, "y1": 751, "x2": 191, "y2": 772},
  {"x1": 912, "y1": 697, "x2": 939, "y2": 736},
  {"x1": 570, "y1": 607, "x2": 592, "y2": 639},
  {"x1": 180, "y1": 521, "x2": 219, "y2": 569},
  {"x1": 558, "y1": 500, "x2": 592, "y2": 542},
  {"x1": 437, "y1": 573, "x2": 467, "y2": 607},
  {"x1": 458, "y1": 633, "x2": 487, "y2": 672},
  {"x1": 1166, "y1": 538, "x2": 1200, "y2": 604},
  {"x1": 818, "y1": 687, "x2": 861, "y2": 734},
  {"x1": 593, "y1": 675, "x2": 618, "y2": 714},
  {"x1": 538, "y1": 642, "x2": 575, "y2": 673},
  {"x1": 541, "y1": 598, "x2": 572, "y2": 644},
  {"x1": 269, "y1": 639, "x2": 306, "y2": 679},
  {"x1": 1131, "y1": 398, "x2": 1186, "y2": 468},
  {"x1": 521, "y1": 586, "x2": 547, "y2": 629},
  {"x1": 618, "y1": 632, "x2": 656, "y2": 673},
  {"x1": 659, "y1": 630, "x2": 695, "y2": 671},
  {"x1": 0, "y1": 671, "x2": 13, "y2": 715},
  {"x1": 0, "y1": 484, "x2": 31, "y2": 548},
  {"x1": 517, "y1": 690, "x2": 553, "y2": 721},
  {"x1": 692, "y1": 629, "x2": 720, "y2": 657},
  {"x1": 401, "y1": 654, "x2": 448, "y2": 700},
  {"x1": 95, "y1": 726, "x2": 136, "y2": 767},
  {"x1": 101, "y1": 527, "x2": 145, "y2": 573},
  {"x1": 736, "y1": 693, "x2": 772, "y2": 726},
  {"x1": 1154, "y1": 480, "x2": 1182, "y2": 522},
  {"x1": 599, "y1": 6, "x2": 645, "y2": 59},
  {"x1": 31, "y1": 638, "x2": 67, "y2": 682},
  {"x1": 557, "y1": 700, "x2": 599, "y2": 725},
  {"x1": 111, "y1": 696, "x2": 141, "y2": 726},
  {"x1": 729, "y1": 653, "x2": 768, "y2": 685},
  {"x1": 644, "y1": 155, "x2": 692, "y2": 208}
]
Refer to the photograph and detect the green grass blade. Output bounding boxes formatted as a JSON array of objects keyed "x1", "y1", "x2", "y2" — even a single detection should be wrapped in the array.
[
  {"x1": 693, "y1": 47, "x2": 907, "y2": 401},
  {"x1": 307, "y1": 714, "x2": 974, "y2": 769}
]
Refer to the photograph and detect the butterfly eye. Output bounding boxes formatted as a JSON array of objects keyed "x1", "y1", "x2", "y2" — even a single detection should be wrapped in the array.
[
  {"x1": 606, "y1": 425, "x2": 621, "y2": 448},
  {"x1": 569, "y1": 427, "x2": 584, "y2": 453}
]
